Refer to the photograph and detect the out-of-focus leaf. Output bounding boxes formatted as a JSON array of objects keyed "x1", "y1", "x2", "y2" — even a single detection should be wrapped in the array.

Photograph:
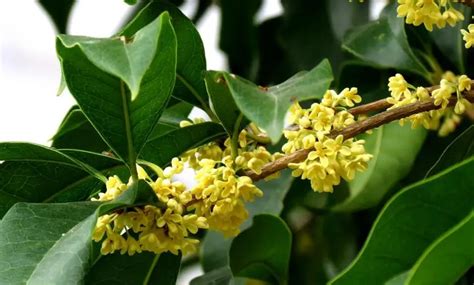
[
  {"x1": 190, "y1": 267, "x2": 233, "y2": 285},
  {"x1": 219, "y1": 0, "x2": 262, "y2": 78},
  {"x1": 224, "y1": 59, "x2": 333, "y2": 143},
  {"x1": 120, "y1": 1, "x2": 208, "y2": 108},
  {"x1": 230, "y1": 215, "x2": 291, "y2": 284},
  {"x1": 342, "y1": 4, "x2": 430, "y2": 79},
  {"x1": 38, "y1": 0, "x2": 74, "y2": 33},
  {"x1": 140, "y1": 122, "x2": 226, "y2": 167},
  {"x1": 425, "y1": 125, "x2": 474, "y2": 177},
  {"x1": 280, "y1": 0, "x2": 342, "y2": 71},
  {"x1": 57, "y1": 13, "x2": 176, "y2": 168},
  {"x1": 0, "y1": 180, "x2": 157, "y2": 284},
  {"x1": 329, "y1": 158, "x2": 474, "y2": 284},
  {"x1": 86, "y1": 252, "x2": 181, "y2": 285},
  {"x1": 430, "y1": 5, "x2": 471, "y2": 73},
  {"x1": 333, "y1": 123, "x2": 427, "y2": 212},
  {"x1": 328, "y1": 0, "x2": 369, "y2": 42}
]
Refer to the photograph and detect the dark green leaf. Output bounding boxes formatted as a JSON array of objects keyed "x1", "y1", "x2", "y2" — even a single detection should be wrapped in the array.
[
  {"x1": 53, "y1": 102, "x2": 193, "y2": 153},
  {"x1": 0, "y1": 202, "x2": 99, "y2": 285},
  {"x1": 328, "y1": 0, "x2": 369, "y2": 42},
  {"x1": 57, "y1": 13, "x2": 177, "y2": 168},
  {"x1": 342, "y1": 5, "x2": 430, "y2": 79},
  {"x1": 86, "y1": 252, "x2": 181, "y2": 285},
  {"x1": 280, "y1": 0, "x2": 342, "y2": 72},
  {"x1": 426, "y1": 125, "x2": 474, "y2": 177},
  {"x1": 0, "y1": 180, "x2": 157, "y2": 284},
  {"x1": 120, "y1": 1, "x2": 209, "y2": 108},
  {"x1": 230, "y1": 214, "x2": 292, "y2": 284},
  {"x1": 219, "y1": 0, "x2": 262, "y2": 78},
  {"x1": 406, "y1": 211, "x2": 474, "y2": 285},
  {"x1": 190, "y1": 267, "x2": 233, "y2": 285},
  {"x1": 38, "y1": 0, "x2": 74, "y2": 33},
  {"x1": 206, "y1": 71, "x2": 247, "y2": 136},
  {"x1": 0, "y1": 143, "x2": 123, "y2": 217},
  {"x1": 430, "y1": 5, "x2": 471, "y2": 73},
  {"x1": 333, "y1": 123, "x2": 427, "y2": 212},
  {"x1": 224, "y1": 59, "x2": 333, "y2": 143},
  {"x1": 329, "y1": 158, "x2": 474, "y2": 285},
  {"x1": 141, "y1": 122, "x2": 226, "y2": 167},
  {"x1": 52, "y1": 106, "x2": 109, "y2": 152}
]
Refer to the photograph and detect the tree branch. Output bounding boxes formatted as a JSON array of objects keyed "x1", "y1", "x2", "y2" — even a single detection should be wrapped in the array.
[
  {"x1": 460, "y1": 0, "x2": 474, "y2": 8},
  {"x1": 245, "y1": 85, "x2": 474, "y2": 181}
]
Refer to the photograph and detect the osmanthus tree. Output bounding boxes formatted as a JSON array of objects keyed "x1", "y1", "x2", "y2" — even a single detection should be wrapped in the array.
[{"x1": 1, "y1": 0, "x2": 473, "y2": 284}]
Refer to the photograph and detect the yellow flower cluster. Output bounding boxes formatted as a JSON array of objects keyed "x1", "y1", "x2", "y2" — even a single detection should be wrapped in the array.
[
  {"x1": 397, "y1": 0, "x2": 465, "y2": 31},
  {"x1": 283, "y1": 88, "x2": 372, "y2": 193},
  {"x1": 461, "y1": 24, "x2": 474, "y2": 49},
  {"x1": 181, "y1": 123, "x2": 278, "y2": 175},
  {"x1": 188, "y1": 157, "x2": 263, "y2": 237},
  {"x1": 92, "y1": 125, "x2": 279, "y2": 255},
  {"x1": 92, "y1": 164, "x2": 209, "y2": 256},
  {"x1": 387, "y1": 72, "x2": 472, "y2": 136}
]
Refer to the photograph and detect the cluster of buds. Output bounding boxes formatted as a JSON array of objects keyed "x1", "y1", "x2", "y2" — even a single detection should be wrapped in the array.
[
  {"x1": 92, "y1": 125, "x2": 281, "y2": 255},
  {"x1": 387, "y1": 72, "x2": 472, "y2": 136},
  {"x1": 397, "y1": 0, "x2": 465, "y2": 31},
  {"x1": 282, "y1": 88, "x2": 372, "y2": 193}
]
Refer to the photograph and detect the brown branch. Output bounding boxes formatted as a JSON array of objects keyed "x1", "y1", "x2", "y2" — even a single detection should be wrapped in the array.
[
  {"x1": 245, "y1": 88, "x2": 474, "y2": 181},
  {"x1": 460, "y1": 0, "x2": 474, "y2": 8}
]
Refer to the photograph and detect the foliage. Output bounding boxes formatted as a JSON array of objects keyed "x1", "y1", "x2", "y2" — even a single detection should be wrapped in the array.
[{"x1": 1, "y1": 0, "x2": 473, "y2": 284}]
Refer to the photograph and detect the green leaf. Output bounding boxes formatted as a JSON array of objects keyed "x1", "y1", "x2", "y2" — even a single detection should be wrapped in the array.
[
  {"x1": 190, "y1": 267, "x2": 233, "y2": 285},
  {"x1": 224, "y1": 59, "x2": 333, "y2": 143},
  {"x1": 430, "y1": 5, "x2": 471, "y2": 73},
  {"x1": 328, "y1": 0, "x2": 369, "y2": 42},
  {"x1": 0, "y1": 202, "x2": 99, "y2": 285},
  {"x1": 52, "y1": 106, "x2": 109, "y2": 152},
  {"x1": 426, "y1": 125, "x2": 474, "y2": 177},
  {"x1": 0, "y1": 143, "x2": 124, "y2": 217},
  {"x1": 406, "y1": 211, "x2": 474, "y2": 285},
  {"x1": 57, "y1": 13, "x2": 177, "y2": 169},
  {"x1": 0, "y1": 180, "x2": 157, "y2": 284},
  {"x1": 206, "y1": 71, "x2": 247, "y2": 136},
  {"x1": 38, "y1": 0, "x2": 74, "y2": 33},
  {"x1": 332, "y1": 123, "x2": 427, "y2": 212},
  {"x1": 120, "y1": 1, "x2": 208, "y2": 108},
  {"x1": 342, "y1": 5, "x2": 430, "y2": 79},
  {"x1": 230, "y1": 214, "x2": 292, "y2": 284},
  {"x1": 329, "y1": 158, "x2": 474, "y2": 285},
  {"x1": 140, "y1": 122, "x2": 226, "y2": 167},
  {"x1": 53, "y1": 102, "x2": 193, "y2": 153},
  {"x1": 86, "y1": 252, "x2": 181, "y2": 285}
]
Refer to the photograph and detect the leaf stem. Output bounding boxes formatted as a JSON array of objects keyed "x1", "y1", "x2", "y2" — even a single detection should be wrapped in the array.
[
  {"x1": 120, "y1": 80, "x2": 138, "y2": 181},
  {"x1": 142, "y1": 254, "x2": 160, "y2": 285}
]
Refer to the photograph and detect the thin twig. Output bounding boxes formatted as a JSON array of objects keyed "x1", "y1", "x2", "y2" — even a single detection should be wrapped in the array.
[{"x1": 245, "y1": 87, "x2": 474, "y2": 181}]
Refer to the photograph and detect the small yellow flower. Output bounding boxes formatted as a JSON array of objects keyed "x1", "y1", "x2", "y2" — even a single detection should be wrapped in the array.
[
  {"x1": 388, "y1": 74, "x2": 410, "y2": 99},
  {"x1": 461, "y1": 24, "x2": 474, "y2": 49},
  {"x1": 458, "y1": 75, "x2": 472, "y2": 92}
]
